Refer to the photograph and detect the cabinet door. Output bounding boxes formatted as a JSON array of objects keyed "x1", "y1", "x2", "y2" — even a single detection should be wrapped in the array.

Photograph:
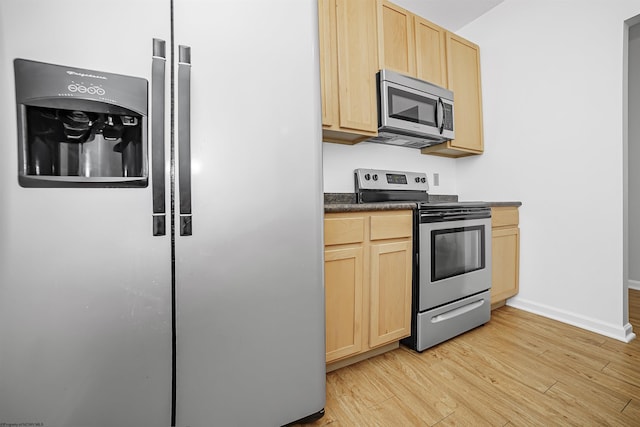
[
  {"x1": 378, "y1": 0, "x2": 415, "y2": 76},
  {"x1": 446, "y1": 32, "x2": 484, "y2": 152},
  {"x1": 325, "y1": 246, "x2": 364, "y2": 362},
  {"x1": 369, "y1": 240, "x2": 412, "y2": 348},
  {"x1": 335, "y1": 0, "x2": 379, "y2": 133},
  {"x1": 414, "y1": 16, "x2": 447, "y2": 87},
  {"x1": 491, "y1": 227, "x2": 520, "y2": 304},
  {"x1": 318, "y1": 0, "x2": 337, "y2": 127}
]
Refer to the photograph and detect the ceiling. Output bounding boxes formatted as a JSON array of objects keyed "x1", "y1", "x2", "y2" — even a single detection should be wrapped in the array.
[{"x1": 391, "y1": 0, "x2": 504, "y2": 31}]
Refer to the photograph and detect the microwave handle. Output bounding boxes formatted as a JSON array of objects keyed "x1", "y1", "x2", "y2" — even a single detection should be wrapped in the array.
[{"x1": 437, "y1": 98, "x2": 445, "y2": 135}]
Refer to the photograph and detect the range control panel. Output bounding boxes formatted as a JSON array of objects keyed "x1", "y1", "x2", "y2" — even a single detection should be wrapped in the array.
[{"x1": 355, "y1": 168, "x2": 429, "y2": 192}]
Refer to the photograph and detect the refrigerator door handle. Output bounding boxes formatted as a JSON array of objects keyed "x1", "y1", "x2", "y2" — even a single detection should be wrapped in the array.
[
  {"x1": 178, "y1": 45, "x2": 192, "y2": 236},
  {"x1": 152, "y1": 38, "x2": 167, "y2": 236}
]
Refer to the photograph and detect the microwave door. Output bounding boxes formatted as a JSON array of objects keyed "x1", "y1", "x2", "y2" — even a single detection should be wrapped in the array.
[{"x1": 382, "y1": 82, "x2": 439, "y2": 134}]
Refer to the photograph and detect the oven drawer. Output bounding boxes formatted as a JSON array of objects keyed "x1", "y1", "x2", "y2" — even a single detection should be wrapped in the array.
[{"x1": 415, "y1": 290, "x2": 490, "y2": 351}]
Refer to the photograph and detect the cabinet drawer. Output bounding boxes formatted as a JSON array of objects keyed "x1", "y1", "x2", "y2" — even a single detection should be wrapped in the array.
[
  {"x1": 492, "y1": 207, "x2": 519, "y2": 228},
  {"x1": 370, "y1": 213, "x2": 412, "y2": 240},
  {"x1": 325, "y1": 216, "x2": 365, "y2": 245}
]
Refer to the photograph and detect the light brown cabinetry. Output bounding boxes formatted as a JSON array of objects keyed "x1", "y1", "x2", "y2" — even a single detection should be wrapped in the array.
[
  {"x1": 377, "y1": 0, "x2": 416, "y2": 77},
  {"x1": 324, "y1": 246, "x2": 364, "y2": 361},
  {"x1": 414, "y1": 16, "x2": 448, "y2": 87},
  {"x1": 490, "y1": 207, "x2": 520, "y2": 307},
  {"x1": 422, "y1": 33, "x2": 484, "y2": 157},
  {"x1": 318, "y1": 0, "x2": 485, "y2": 156},
  {"x1": 324, "y1": 210, "x2": 412, "y2": 368},
  {"x1": 318, "y1": 0, "x2": 379, "y2": 144},
  {"x1": 377, "y1": 0, "x2": 447, "y2": 88},
  {"x1": 376, "y1": 0, "x2": 484, "y2": 157}
]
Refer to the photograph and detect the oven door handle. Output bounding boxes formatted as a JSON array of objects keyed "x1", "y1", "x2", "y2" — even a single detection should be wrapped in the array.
[
  {"x1": 431, "y1": 299, "x2": 485, "y2": 323},
  {"x1": 420, "y1": 213, "x2": 490, "y2": 222}
]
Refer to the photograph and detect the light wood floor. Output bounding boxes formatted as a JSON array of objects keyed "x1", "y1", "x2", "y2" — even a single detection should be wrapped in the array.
[{"x1": 300, "y1": 290, "x2": 640, "y2": 426}]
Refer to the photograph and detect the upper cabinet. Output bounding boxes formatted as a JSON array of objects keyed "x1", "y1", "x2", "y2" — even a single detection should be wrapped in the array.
[
  {"x1": 377, "y1": 0, "x2": 416, "y2": 77},
  {"x1": 318, "y1": 0, "x2": 484, "y2": 157},
  {"x1": 318, "y1": 0, "x2": 379, "y2": 144},
  {"x1": 421, "y1": 33, "x2": 484, "y2": 157},
  {"x1": 377, "y1": 0, "x2": 447, "y2": 88},
  {"x1": 414, "y1": 16, "x2": 448, "y2": 88}
]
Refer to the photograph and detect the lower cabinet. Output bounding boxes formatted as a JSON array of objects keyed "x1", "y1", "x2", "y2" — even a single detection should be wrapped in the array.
[
  {"x1": 324, "y1": 210, "x2": 412, "y2": 368},
  {"x1": 324, "y1": 246, "x2": 364, "y2": 362},
  {"x1": 491, "y1": 207, "x2": 520, "y2": 307}
]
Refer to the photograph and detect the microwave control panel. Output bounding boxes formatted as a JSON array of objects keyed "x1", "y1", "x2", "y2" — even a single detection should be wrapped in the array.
[{"x1": 443, "y1": 103, "x2": 454, "y2": 131}]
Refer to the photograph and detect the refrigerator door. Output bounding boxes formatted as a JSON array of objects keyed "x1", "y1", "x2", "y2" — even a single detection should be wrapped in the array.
[
  {"x1": 0, "y1": 1, "x2": 173, "y2": 426},
  {"x1": 173, "y1": 1, "x2": 326, "y2": 426}
]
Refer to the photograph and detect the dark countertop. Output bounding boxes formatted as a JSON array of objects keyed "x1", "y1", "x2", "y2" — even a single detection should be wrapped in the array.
[
  {"x1": 487, "y1": 201, "x2": 523, "y2": 207},
  {"x1": 325, "y1": 201, "x2": 418, "y2": 212},
  {"x1": 324, "y1": 193, "x2": 521, "y2": 213}
]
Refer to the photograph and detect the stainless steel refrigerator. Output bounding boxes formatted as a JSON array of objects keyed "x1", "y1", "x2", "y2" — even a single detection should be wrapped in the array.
[{"x1": 0, "y1": 1, "x2": 326, "y2": 426}]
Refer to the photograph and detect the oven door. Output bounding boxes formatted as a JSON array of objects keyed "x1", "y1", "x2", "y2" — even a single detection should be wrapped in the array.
[{"x1": 418, "y1": 217, "x2": 491, "y2": 311}]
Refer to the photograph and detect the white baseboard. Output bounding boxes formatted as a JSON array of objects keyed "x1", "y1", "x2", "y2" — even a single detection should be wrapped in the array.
[
  {"x1": 506, "y1": 297, "x2": 636, "y2": 343},
  {"x1": 629, "y1": 279, "x2": 640, "y2": 291}
]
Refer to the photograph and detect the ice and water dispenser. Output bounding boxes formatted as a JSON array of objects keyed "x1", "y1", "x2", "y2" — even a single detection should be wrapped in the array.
[{"x1": 14, "y1": 59, "x2": 148, "y2": 187}]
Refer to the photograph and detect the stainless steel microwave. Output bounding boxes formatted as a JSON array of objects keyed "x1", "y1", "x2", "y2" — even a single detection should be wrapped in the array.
[{"x1": 365, "y1": 69, "x2": 454, "y2": 149}]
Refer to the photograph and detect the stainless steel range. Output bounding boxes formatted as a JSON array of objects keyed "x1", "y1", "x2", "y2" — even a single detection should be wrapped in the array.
[{"x1": 355, "y1": 168, "x2": 492, "y2": 351}]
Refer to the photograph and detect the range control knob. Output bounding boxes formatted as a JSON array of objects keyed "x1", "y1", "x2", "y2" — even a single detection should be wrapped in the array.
[
  {"x1": 421, "y1": 177, "x2": 426, "y2": 183},
  {"x1": 364, "y1": 173, "x2": 371, "y2": 181},
  {"x1": 414, "y1": 177, "x2": 421, "y2": 183},
  {"x1": 372, "y1": 174, "x2": 378, "y2": 181}
]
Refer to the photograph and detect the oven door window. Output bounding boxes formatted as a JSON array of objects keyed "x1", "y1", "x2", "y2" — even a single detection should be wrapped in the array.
[
  {"x1": 431, "y1": 225, "x2": 485, "y2": 281},
  {"x1": 388, "y1": 86, "x2": 437, "y2": 127}
]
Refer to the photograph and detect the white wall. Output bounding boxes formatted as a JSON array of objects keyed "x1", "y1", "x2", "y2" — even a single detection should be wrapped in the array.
[
  {"x1": 456, "y1": 0, "x2": 640, "y2": 341},
  {"x1": 323, "y1": 141, "x2": 457, "y2": 195}
]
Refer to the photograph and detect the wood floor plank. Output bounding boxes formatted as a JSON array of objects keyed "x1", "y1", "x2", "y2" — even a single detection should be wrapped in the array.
[
  {"x1": 490, "y1": 310, "x2": 612, "y2": 366},
  {"x1": 381, "y1": 346, "x2": 511, "y2": 425},
  {"x1": 535, "y1": 349, "x2": 640, "y2": 403},
  {"x1": 544, "y1": 381, "x2": 638, "y2": 426},
  {"x1": 369, "y1": 395, "x2": 435, "y2": 426},
  {"x1": 297, "y1": 290, "x2": 640, "y2": 426},
  {"x1": 545, "y1": 379, "x2": 629, "y2": 417},
  {"x1": 366, "y1": 352, "x2": 457, "y2": 424},
  {"x1": 601, "y1": 337, "x2": 640, "y2": 360},
  {"x1": 327, "y1": 361, "x2": 395, "y2": 409},
  {"x1": 622, "y1": 398, "x2": 640, "y2": 419},
  {"x1": 324, "y1": 393, "x2": 379, "y2": 426},
  {"x1": 448, "y1": 332, "x2": 557, "y2": 393},
  {"x1": 414, "y1": 356, "x2": 510, "y2": 425},
  {"x1": 432, "y1": 404, "x2": 499, "y2": 427},
  {"x1": 602, "y1": 360, "x2": 640, "y2": 390},
  {"x1": 433, "y1": 345, "x2": 584, "y2": 425}
]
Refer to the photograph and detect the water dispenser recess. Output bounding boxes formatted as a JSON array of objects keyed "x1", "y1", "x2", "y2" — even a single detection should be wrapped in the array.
[{"x1": 14, "y1": 59, "x2": 149, "y2": 187}]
